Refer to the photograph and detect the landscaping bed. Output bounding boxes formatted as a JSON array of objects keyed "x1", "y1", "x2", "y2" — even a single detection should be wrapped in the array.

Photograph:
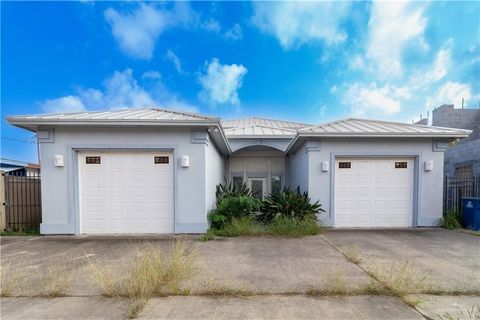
[{"x1": 201, "y1": 181, "x2": 325, "y2": 241}]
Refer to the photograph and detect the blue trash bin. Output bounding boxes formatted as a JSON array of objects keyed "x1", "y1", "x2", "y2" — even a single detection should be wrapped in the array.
[{"x1": 461, "y1": 197, "x2": 480, "y2": 231}]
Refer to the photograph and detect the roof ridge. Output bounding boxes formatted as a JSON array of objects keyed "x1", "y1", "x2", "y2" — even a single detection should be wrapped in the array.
[{"x1": 222, "y1": 116, "x2": 311, "y2": 126}]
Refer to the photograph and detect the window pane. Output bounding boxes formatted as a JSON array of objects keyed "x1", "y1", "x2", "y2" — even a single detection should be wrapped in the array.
[
  {"x1": 232, "y1": 176, "x2": 243, "y2": 190},
  {"x1": 271, "y1": 176, "x2": 281, "y2": 194},
  {"x1": 251, "y1": 180, "x2": 263, "y2": 199}
]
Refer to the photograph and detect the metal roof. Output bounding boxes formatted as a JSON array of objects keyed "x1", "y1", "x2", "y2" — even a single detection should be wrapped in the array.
[
  {"x1": 221, "y1": 117, "x2": 310, "y2": 138},
  {"x1": 7, "y1": 108, "x2": 219, "y2": 123},
  {"x1": 297, "y1": 118, "x2": 472, "y2": 137}
]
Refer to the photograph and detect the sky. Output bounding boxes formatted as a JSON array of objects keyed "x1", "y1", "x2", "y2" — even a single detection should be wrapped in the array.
[{"x1": 1, "y1": 1, "x2": 479, "y2": 163}]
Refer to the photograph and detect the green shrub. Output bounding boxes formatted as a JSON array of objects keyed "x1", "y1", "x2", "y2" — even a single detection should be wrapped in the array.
[
  {"x1": 208, "y1": 195, "x2": 262, "y2": 229},
  {"x1": 215, "y1": 179, "x2": 251, "y2": 205},
  {"x1": 266, "y1": 217, "x2": 322, "y2": 237},
  {"x1": 261, "y1": 187, "x2": 324, "y2": 222},
  {"x1": 442, "y1": 210, "x2": 462, "y2": 229}
]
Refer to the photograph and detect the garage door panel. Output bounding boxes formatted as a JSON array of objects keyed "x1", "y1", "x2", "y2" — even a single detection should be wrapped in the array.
[
  {"x1": 335, "y1": 158, "x2": 413, "y2": 228},
  {"x1": 80, "y1": 152, "x2": 174, "y2": 234}
]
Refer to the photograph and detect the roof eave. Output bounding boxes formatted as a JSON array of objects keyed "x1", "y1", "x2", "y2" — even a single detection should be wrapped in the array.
[
  {"x1": 225, "y1": 135, "x2": 296, "y2": 139},
  {"x1": 295, "y1": 132, "x2": 472, "y2": 138}
]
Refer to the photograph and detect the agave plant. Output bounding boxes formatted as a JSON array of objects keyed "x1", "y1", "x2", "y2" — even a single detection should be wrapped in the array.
[
  {"x1": 260, "y1": 187, "x2": 324, "y2": 222},
  {"x1": 215, "y1": 179, "x2": 251, "y2": 205}
]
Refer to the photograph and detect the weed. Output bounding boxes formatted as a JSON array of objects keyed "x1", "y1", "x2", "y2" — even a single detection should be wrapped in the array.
[
  {"x1": 87, "y1": 240, "x2": 198, "y2": 298},
  {"x1": 366, "y1": 260, "x2": 430, "y2": 296},
  {"x1": 442, "y1": 210, "x2": 462, "y2": 230},
  {"x1": 320, "y1": 270, "x2": 348, "y2": 295},
  {"x1": 0, "y1": 229, "x2": 40, "y2": 236},
  {"x1": 0, "y1": 264, "x2": 20, "y2": 297},
  {"x1": 266, "y1": 217, "x2": 322, "y2": 237},
  {"x1": 212, "y1": 216, "x2": 264, "y2": 237},
  {"x1": 198, "y1": 278, "x2": 255, "y2": 297},
  {"x1": 34, "y1": 263, "x2": 73, "y2": 297},
  {"x1": 343, "y1": 246, "x2": 362, "y2": 264},
  {"x1": 198, "y1": 231, "x2": 215, "y2": 242},
  {"x1": 126, "y1": 297, "x2": 149, "y2": 319},
  {"x1": 359, "y1": 281, "x2": 388, "y2": 295},
  {"x1": 438, "y1": 305, "x2": 480, "y2": 320},
  {"x1": 401, "y1": 295, "x2": 423, "y2": 308}
]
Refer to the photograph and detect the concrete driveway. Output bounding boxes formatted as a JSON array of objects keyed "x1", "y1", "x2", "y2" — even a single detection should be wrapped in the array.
[{"x1": 1, "y1": 229, "x2": 479, "y2": 319}]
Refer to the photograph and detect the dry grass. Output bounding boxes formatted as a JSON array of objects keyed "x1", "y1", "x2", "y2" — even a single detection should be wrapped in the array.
[
  {"x1": 126, "y1": 297, "x2": 149, "y2": 319},
  {"x1": 401, "y1": 295, "x2": 424, "y2": 308},
  {"x1": 0, "y1": 264, "x2": 21, "y2": 297},
  {"x1": 366, "y1": 259, "x2": 431, "y2": 296},
  {"x1": 438, "y1": 305, "x2": 480, "y2": 320},
  {"x1": 321, "y1": 270, "x2": 348, "y2": 295},
  {"x1": 343, "y1": 246, "x2": 362, "y2": 264},
  {"x1": 197, "y1": 278, "x2": 256, "y2": 297},
  {"x1": 31, "y1": 263, "x2": 73, "y2": 297},
  {"x1": 1, "y1": 262, "x2": 73, "y2": 297},
  {"x1": 87, "y1": 240, "x2": 198, "y2": 299}
]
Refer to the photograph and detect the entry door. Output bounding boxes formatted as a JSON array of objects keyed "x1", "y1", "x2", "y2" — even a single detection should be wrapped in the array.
[
  {"x1": 79, "y1": 151, "x2": 174, "y2": 234},
  {"x1": 247, "y1": 178, "x2": 267, "y2": 200},
  {"x1": 334, "y1": 158, "x2": 414, "y2": 227}
]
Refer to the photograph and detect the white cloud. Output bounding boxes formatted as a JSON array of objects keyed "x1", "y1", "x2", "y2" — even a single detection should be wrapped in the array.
[
  {"x1": 198, "y1": 58, "x2": 247, "y2": 106},
  {"x1": 412, "y1": 47, "x2": 452, "y2": 87},
  {"x1": 165, "y1": 49, "x2": 184, "y2": 74},
  {"x1": 252, "y1": 2, "x2": 351, "y2": 49},
  {"x1": 366, "y1": 1, "x2": 428, "y2": 76},
  {"x1": 427, "y1": 81, "x2": 472, "y2": 109},
  {"x1": 340, "y1": 82, "x2": 412, "y2": 116},
  {"x1": 142, "y1": 70, "x2": 161, "y2": 79},
  {"x1": 104, "y1": 3, "x2": 194, "y2": 60},
  {"x1": 41, "y1": 69, "x2": 197, "y2": 114},
  {"x1": 41, "y1": 95, "x2": 86, "y2": 113},
  {"x1": 348, "y1": 54, "x2": 367, "y2": 71},
  {"x1": 202, "y1": 18, "x2": 221, "y2": 33},
  {"x1": 224, "y1": 24, "x2": 242, "y2": 41}
]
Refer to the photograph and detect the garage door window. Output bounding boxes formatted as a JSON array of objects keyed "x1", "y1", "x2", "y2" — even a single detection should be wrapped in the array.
[{"x1": 86, "y1": 156, "x2": 101, "y2": 164}]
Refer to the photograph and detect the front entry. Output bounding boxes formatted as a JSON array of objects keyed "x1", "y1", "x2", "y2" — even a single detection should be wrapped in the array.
[{"x1": 247, "y1": 178, "x2": 267, "y2": 200}]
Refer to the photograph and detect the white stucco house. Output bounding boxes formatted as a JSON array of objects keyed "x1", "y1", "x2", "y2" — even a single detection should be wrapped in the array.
[{"x1": 7, "y1": 108, "x2": 471, "y2": 234}]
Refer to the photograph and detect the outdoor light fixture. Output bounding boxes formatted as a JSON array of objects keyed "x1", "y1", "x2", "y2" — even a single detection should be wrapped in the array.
[
  {"x1": 424, "y1": 160, "x2": 433, "y2": 171},
  {"x1": 321, "y1": 161, "x2": 329, "y2": 172},
  {"x1": 181, "y1": 155, "x2": 190, "y2": 168},
  {"x1": 54, "y1": 155, "x2": 64, "y2": 167}
]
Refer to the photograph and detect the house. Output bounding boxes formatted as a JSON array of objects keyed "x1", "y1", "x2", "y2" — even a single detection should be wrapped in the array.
[
  {"x1": 7, "y1": 108, "x2": 471, "y2": 234},
  {"x1": 0, "y1": 158, "x2": 40, "y2": 176}
]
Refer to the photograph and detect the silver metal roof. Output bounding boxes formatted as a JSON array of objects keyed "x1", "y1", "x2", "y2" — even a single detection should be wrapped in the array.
[
  {"x1": 297, "y1": 118, "x2": 472, "y2": 137},
  {"x1": 7, "y1": 108, "x2": 219, "y2": 123},
  {"x1": 221, "y1": 117, "x2": 310, "y2": 138}
]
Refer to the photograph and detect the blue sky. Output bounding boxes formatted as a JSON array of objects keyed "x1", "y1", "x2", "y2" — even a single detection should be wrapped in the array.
[{"x1": 2, "y1": 1, "x2": 479, "y2": 163}]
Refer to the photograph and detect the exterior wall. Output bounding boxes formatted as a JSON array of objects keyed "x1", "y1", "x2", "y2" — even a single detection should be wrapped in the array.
[
  {"x1": 444, "y1": 140, "x2": 480, "y2": 176},
  {"x1": 285, "y1": 144, "x2": 309, "y2": 192},
  {"x1": 205, "y1": 137, "x2": 225, "y2": 217},
  {"x1": 432, "y1": 104, "x2": 480, "y2": 141},
  {"x1": 431, "y1": 104, "x2": 480, "y2": 176},
  {"x1": 38, "y1": 126, "x2": 212, "y2": 234},
  {"x1": 293, "y1": 138, "x2": 445, "y2": 227}
]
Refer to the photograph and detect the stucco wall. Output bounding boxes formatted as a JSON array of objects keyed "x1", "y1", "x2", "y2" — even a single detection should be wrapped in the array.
[
  {"x1": 205, "y1": 137, "x2": 225, "y2": 218},
  {"x1": 38, "y1": 126, "x2": 211, "y2": 234},
  {"x1": 292, "y1": 138, "x2": 445, "y2": 227},
  {"x1": 286, "y1": 144, "x2": 308, "y2": 192}
]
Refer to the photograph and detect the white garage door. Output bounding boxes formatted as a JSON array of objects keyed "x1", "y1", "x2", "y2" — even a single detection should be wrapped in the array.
[
  {"x1": 79, "y1": 151, "x2": 174, "y2": 234},
  {"x1": 334, "y1": 158, "x2": 414, "y2": 227}
]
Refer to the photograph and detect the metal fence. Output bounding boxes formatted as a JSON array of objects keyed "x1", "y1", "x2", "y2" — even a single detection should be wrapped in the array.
[
  {"x1": 3, "y1": 172, "x2": 42, "y2": 232},
  {"x1": 443, "y1": 175, "x2": 480, "y2": 213}
]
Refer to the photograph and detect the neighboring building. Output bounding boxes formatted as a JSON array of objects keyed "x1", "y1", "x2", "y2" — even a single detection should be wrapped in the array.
[
  {"x1": 7, "y1": 108, "x2": 470, "y2": 234},
  {"x1": 0, "y1": 158, "x2": 40, "y2": 176},
  {"x1": 431, "y1": 104, "x2": 480, "y2": 177}
]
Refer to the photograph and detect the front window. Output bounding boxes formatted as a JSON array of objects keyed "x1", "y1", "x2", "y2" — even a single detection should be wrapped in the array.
[
  {"x1": 232, "y1": 176, "x2": 243, "y2": 190},
  {"x1": 271, "y1": 176, "x2": 282, "y2": 194}
]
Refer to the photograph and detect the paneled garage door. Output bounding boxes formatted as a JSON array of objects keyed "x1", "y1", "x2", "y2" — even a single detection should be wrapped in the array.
[
  {"x1": 79, "y1": 151, "x2": 174, "y2": 234},
  {"x1": 334, "y1": 158, "x2": 414, "y2": 227}
]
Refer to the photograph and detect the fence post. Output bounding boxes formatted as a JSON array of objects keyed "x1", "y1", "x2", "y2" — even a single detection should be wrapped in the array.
[{"x1": 0, "y1": 172, "x2": 5, "y2": 231}]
